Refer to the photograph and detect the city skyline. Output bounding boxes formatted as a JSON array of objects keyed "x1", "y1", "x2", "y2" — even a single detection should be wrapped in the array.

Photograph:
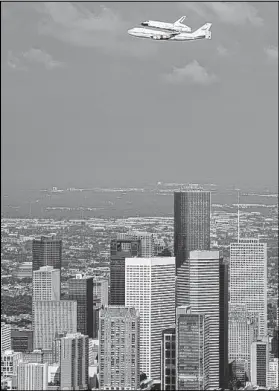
[{"x1": 1, "y1": 2, "x2": 278, "y2": 193}]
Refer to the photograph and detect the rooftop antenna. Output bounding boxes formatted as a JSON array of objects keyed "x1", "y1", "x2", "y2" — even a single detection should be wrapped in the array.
[{"x1": 237, "y1": 190, "x2": 240, "y2": 242}]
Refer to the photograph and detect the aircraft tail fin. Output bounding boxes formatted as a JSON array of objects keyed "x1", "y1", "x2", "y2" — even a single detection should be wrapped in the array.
[{"x1": 174, "y1": 16, "x2": 186, "y2": 25}]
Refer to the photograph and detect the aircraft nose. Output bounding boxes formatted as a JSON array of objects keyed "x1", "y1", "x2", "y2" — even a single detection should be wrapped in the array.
[{"x1": 128, "y1": 29, "x2": 135, "y2": 35}]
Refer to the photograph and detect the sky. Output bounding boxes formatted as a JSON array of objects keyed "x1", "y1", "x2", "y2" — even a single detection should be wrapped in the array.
[{"x1": 1, "y1": 1, "x2": 278, "y2": 192}]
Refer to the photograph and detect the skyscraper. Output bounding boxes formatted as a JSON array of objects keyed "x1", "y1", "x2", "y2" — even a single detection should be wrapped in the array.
[
  {"x1": 1, "y1": 323, "x2": 11, "y2": 353},
  {"x1": 176, "y1": 306, "x2": 210, "y2": 390},
  {"x1": 161, "y1": 326, "x2": 176, "y2": 391},
  {"x1": 69, "y1": 274, "x2": 93, "y2": 338},
  {"x1": 1, "y1": 350, "x2": 23, "y2": 377},
  {"x1": 174, "y1": 191, "x2": 210, "y2": 270},
  {"x1": 110, "y1": 238, "x2": 141, "y2": 305},
  {"x1": 33, "y1": 300, "x2": 77, "y2": 350},
  {"x1": 228, "y1": 303, "x2": 258, "y2": 377},
  {"x1": 60, "y1": 333, "x2": 89, "y2": 391},
  {"x1": 93, "y1": 277, "x2": 109, "y2": 307},
  {"x1": 17, "y1": 362, "x2": 48, "y2": 390},
  {"x1": 230, "y1": 238, "x2": 267, "y2": 338},
  {"x1": 32, "y1": 266, "x2": 60, "y2": 302},
  {"x1": 177, "y1": 250, "x2": 227, "y2": 389},
  {"x1": 267, "y1": 358, "x2": 278, "y2": 389},
  {"x1": 98, "y1": 306, "x2": 140, "y2": 390},
  {"x1": 250, "y1": 340, "x2": 269, "y2": 387},
  {"x1": 219, "y1": 258, "x2": 229, "y2": 389},
  {"x1": 118, "y1": 231, "x2": 155, "y2": 257},
  {"x1": 32, "y1": 236, "x2": 62, "y2": 272},
  {"x1": 32, "y1": 266, "x2": 60, "y2": 330},
  {"x1": 125, "y1": 257, "x2": 176, "y2": 381},
  {"x1": 11, "y1": 329, "x2": 33, "y2": 352}
]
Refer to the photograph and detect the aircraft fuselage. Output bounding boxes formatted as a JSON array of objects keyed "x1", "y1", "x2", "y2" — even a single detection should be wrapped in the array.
[{"x1": 127, "y1": 27, "x2": 211, "y2": 41}]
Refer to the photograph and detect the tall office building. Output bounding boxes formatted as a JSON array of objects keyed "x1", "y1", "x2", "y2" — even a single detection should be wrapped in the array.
[
  {"x1": 33, "y1": 300, "x2": 77, "y2": 350},
  {"x1": 22, "y1": 349, "x2": 45, "y2": 364},
  {"x1": 32, "y1": 236, "x2": 62, "y2": 271},
  {"x1": 98, "y1": 306, "x2": 140, "y2": 390},
  {"x1": 1, "y1": 350, "x2": 23, "y2": 377},
  {"x1": 267, "y1": 358, "x2": 278, "y2": 389},
  {"x1": 11, "y1": 328, "x2": 33, "y2": 352},
  {"x1": 32, "y1": 266, "x2": 60, "y2": 330},
  {"x1": 174, "y1": 191, "x2": 210, "y2": 270},
  {"x1": 271, "y1": 326, "x2": 278, "y2": 358},
  {"x1": 118, "y1": 231, "x2": 155, "y2": 257},
  {"x1": 161, "y1": 327, "x2": 176, "y2": 391},
  {"x1": 32, "y1": 266, "x2": 60, "y2": 301},
  {"x1": 230, "y1": 238, "x2": 267, "y2": 338},
  {"x1": 17, "y1": 362, "x2": 48, "y2": 390},
  {"x1": 125, "y1": 257, "x2": 176, "y2": 381},
  {"x1": 110, "y1": 238, "x2": 141, "y2": 305},
  {"x1": 60, "y1": 333, "x2": 89, "y2": 391},
  {"x1": 219, "y1": 258, "x2": 229, "y2": 389},
  {"x1": 250, "y1": 340, "x2": 269, "y2": 387},
  {"x1": 176, "y1": 306, "x2": 210, "y2": 390},
  {"x1": 93, "y1": 305, "x2": 100, "y2": 339},
  {"x1": 93, "y1": 277, "x2": 109, "y2": 307},
  {"x1": 69, "y1": 274, "x2": 93, "y2": 338},
  {"x1": 228, "y1": 303, "x2": 258, "y2": 376},
  {"x1": 177, "y1": 250, "x2": 228, "y2": 389},
  {"x1": 1, "y1": 323, "x2": 11, "y2": 353}
]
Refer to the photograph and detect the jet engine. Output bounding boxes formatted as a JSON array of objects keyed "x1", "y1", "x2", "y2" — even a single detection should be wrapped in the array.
[{"x1": 151, "y1": 35, "x2": 170, "y2": 40}]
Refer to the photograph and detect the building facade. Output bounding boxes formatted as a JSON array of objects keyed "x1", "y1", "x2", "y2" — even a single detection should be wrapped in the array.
[
  {"x1": 1, "y1": 323, "x2": 11, "y2": 353},
  {"x1": 32, "y1": 266, "x2": 60, "y2": 302},
  {"x1": 33, "y1": 300, "x2": 77, "y2": 350},
  {"x1": 174, "y1": 191, "x2": 211, "y2": 270},
  {"x1": 119, "y1": 231, "x2": 155, "y2": 258},
  {"x1": 11, "y1": 328, "x2": 33, "y2": 352},
  {"x1": 69, "y1": 275, "x2": 93, "y2": 338},
  {"x1": 98, "y1": 306, "x2": 140, "y2": 391},
  {"x1": 228, "y1": 303, "x2": 258, "y2": 377},
  {"x1": 161, "y1": 327, "x2": 176, "y2": 391},
  {"x1": 93, "y1": 277, "x2": 109, "y2": 307},
  {"x1": 177, "y1": 250, "x2": 227, "y2": 389},
  {"x1": 176, "y1": 307, "x2": 209, "y2": 391},
  {"x1": 1, "y1": 350, "x2": 23, "y2": 377},
  {"x1": 110, "y1": 238, "x2": 141, "y2": 306},
  {"x1": 32, "y1": 236, "x2": 62, "y2": 272},
  {"x1": 125, "y1": 257, "x2": 176, "y2": 381},
  {"x1": 60, "y1": 333, "x2": 89, "y2": 391},
  {"x1": 17, "y1": 362, "x2": 48, "y2": 390},
  {"x1": 267, "y1": 358, "x2": 278, "y2": 389},
  {"x1": 230, "y1": 238, "x2": 267, "y2": 338},
  {"x1": 250, "y1": 340, "x2": 269, "y2": 387}
]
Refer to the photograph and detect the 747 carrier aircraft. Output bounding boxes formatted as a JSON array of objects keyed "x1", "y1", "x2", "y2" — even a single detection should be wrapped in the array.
[
  {"x1": 141, "y1": 16, "x2": 191, "y2": 33},
  {"x1": 128, "y1": 23, "x2": 212, "y2": 41}
]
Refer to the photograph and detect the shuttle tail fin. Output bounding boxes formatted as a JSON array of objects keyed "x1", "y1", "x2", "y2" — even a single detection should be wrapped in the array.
[
  {"x1": 193, "y1": 23, "x2": 212, "y2": 35},
  {"x1": 174, "y1": 16, "x2": 186, "y2": 25}
]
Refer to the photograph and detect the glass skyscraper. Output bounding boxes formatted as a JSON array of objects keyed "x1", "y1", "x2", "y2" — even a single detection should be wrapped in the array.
[
  {"x1": 68, "y1": 275, "x2": 93, "y2": 339},
  {"x1": 174, "y1": 191, "x2": 210, "y2": 270},
  {"x1": 32, "y1": 236, "x2": 62, "y2": 272}
]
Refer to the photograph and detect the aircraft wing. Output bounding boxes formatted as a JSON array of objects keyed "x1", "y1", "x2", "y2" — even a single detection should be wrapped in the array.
[{"x1": 153, "y1": 31, "x2": 180, "y2": 39}]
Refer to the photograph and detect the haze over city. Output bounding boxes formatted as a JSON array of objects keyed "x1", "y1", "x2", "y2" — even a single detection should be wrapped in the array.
[{"x1": 1, "y1": 2, "x2": 278, "y2": 194}]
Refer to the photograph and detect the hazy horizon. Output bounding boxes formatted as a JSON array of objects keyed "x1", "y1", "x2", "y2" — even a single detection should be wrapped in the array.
[{"x1": 2, "y1": 2, "x2": 278, "y2": 194}]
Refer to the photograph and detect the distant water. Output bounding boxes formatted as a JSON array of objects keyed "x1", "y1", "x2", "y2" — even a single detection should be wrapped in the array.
[{"x1": 1, "y1": 189, "x2": 277, "y2": 219}]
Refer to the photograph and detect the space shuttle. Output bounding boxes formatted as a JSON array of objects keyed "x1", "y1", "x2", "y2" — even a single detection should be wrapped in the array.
[{"x1": 141, "y1": 16, "x2": 191, "y2": 33}]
